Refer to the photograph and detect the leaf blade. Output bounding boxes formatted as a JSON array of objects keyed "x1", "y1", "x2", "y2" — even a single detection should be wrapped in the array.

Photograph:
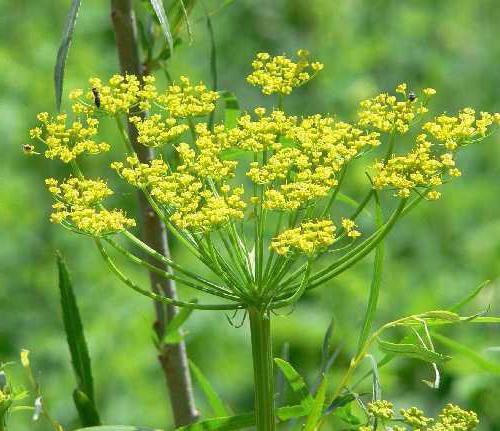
[
  {"x1": 304, "y1": 375, "x2": 327, "y2": 431},
  {"x1": 274, "y1": 358, "x2": 313, "y2": 412},
  {"x1": 54, "y1": 0, "x2": 81, "y2": 111},
  {"x1": 377, "y1": 338, "x2": 451, "y2": 364},
  {"x1": 57, "y1": 252, "x2": 100, "y2": 426},
  {"x1": 189, "y1": 360, "x2": 229, "y2": 417},
  {"x1": 149, "y1": 0, "x2": 174, "y2": 54}
]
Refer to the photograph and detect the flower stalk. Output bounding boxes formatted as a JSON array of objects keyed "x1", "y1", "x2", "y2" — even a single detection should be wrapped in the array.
[{"x1": 249, "y1": 307, "x2": 275, "y2": 431}]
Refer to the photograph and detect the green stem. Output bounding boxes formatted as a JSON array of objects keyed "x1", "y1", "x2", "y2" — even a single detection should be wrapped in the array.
[{"x1": 249, "y1": 307, "x2": 276, "y2": 431}]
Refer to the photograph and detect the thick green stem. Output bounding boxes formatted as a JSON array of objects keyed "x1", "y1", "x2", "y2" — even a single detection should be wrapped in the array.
[{"x1": 249, "y1": 308, "x2": 276, "y2": 431}]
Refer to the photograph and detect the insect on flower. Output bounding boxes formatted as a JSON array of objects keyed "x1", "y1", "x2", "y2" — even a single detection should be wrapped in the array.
[
  {"x1": 408, "y1": 91, "x2": 417, "y2": 101},
  {"x1": 92, "y1": 87, "x2": 101, "y2": 108}
]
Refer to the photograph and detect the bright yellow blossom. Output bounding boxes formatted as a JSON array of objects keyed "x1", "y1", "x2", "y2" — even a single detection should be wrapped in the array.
[
  {"x1": 271, "y1": 219, "x2": 336, "y2": 256},
  {"x1": 30, "y1": 113, "x2": 109, "y2": 163},
  {"x1": 247, "y1": 50, "x2": 323, "y2": 95},
  {"x1": 45, "y1": 177, "x2": 135, "y2": 236},
  {"x1": 156, "y1": 76, "x2": 219, "y2": 118}
]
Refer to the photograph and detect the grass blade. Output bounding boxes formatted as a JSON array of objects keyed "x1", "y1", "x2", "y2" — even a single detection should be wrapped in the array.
[
  {"x1": 189, "y1": 360, "x2": 229, "y2": 417},
  {"x1": 149, "y1": 0, "x2": 174, "y2": 54},
  {"x1": 304, "y1": 375, "x2": 327, "y2": 431},
  {"x1": 54, "y1": 0, "x2": 81, "y2": 111},
  {"x1": 357, "y1": 191, "x2": 384, "y2": 353},
  {"x1": 57, "y1": 252, "x2": 100, "y2": 426}
]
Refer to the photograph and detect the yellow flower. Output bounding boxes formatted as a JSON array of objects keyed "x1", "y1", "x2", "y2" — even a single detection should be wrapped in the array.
[
  {"x1": 156, "y1": 76, "x2": 219, "y2": 118},
  {"x1": 246, "y1": 50, "x2": 323, "y2": 95},
  {"x1": 46, "y1": 177, "x2": 135, "y2": 236},
  {"x1": 31, "y1": 113, "x2": 110, "y2": 163},
  {"x1": 271, "y1": 219, "x2": 336, "y2": 256}
]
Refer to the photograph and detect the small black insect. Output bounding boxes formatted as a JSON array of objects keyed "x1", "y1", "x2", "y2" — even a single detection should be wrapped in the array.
[
  {"x1": 408, "y1": 91, "x2": 417, "y2": 102},
  {"x1": 23, "y1": 144, "x2": 34, "y2": 154},
  {"x1": 92, "y1": 87, "x2": 101, "y2": 108}
]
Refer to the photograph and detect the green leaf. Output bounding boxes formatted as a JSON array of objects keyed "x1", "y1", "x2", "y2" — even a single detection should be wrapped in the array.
[
  {"x1": 162, "y1": 305, "x2": 195, "y2": 344},
  {"x1": 274, "y1": 358, "x2": 313, "y2": 412},
  {"x1": 175, "y1": 404, "x2": 309, "y2": 431},
  {"x1": 357, "y1": 191, "x2": 384, "y2": 353},
  {"x1": 377, "y1": 338, "x2": 451, "y2": 364},
  {"x1": 74, "y1": 427, "x2": 162, "y2": 431},
  {"x1": 450, "y1": 280, "x2": 490, "y2": 312},
  {"x1": 54, "y1": 0, "x2": 81, "y2": 111},
  {"x1": 189, "y1": 360, "x2": 229, "y2": 417},
  {"x1": 149, "y1": 0, "x2": 174, "y2": 54},
  {"x1": 57, "y1": 252, "x2": 100, "y2": 426},
  {"x1": 304, "y1": 375, "x2": 327, "y2": 431},
  {"x1": 73, "y1": 390, "x2": 101, "y2": 428},
  {"x1": 222, "y1": 91, "x2": 240, "y2": 129},
  {"x1": 419, "y1": 311, "x2": 461, "y2": 321},
  {"x1": 325, "y1": 393, "x2": 356, "y2": 414},
  {"x1": 175, "y1": 413, "x2": 254, "y2": 431},
  {"x1": 432, "y1": 332, "x2": 500, "y2": 374}
]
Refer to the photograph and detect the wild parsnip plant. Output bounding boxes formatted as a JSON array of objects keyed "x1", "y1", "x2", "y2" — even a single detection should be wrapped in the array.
[{"x1": 28, "y1": 50, "x2": 500, "y2": 430}]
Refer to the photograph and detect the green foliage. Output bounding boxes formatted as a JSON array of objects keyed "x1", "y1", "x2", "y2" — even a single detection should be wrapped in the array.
[
  {"x1": 189, "y1": 360, "x2": 229, "y2": 417},
  {"x1": 57, "y1": 252, "x2": 100, "y2": 426},
  {"x1": 54, "y1": 0, "x2": 81, "y2": 111}
]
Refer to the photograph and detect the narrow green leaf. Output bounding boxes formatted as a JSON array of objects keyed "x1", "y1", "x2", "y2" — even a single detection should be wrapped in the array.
[
  {"x1": 222, "y1": 91, "x2": 240, "y2": 129},
  {"x1": 432, "y1": 332, "x2": 500, "y2": 374},
  {"x1": 325, "y1": 393, "x2": 356, "y2": 415},
  {"x1": 274, "y1": 358, "x2": 313, "y2": 411},
  {"x1": 277, "y1": 404, "x2": 308, "y2": 421},
  {"x1": 57, "y1": 252, "x2": 100, "y2": 426},
  {"x1": 377, "y1": 338, "x2": 451, "y2": 364},
  {"x1": 74, "y1": 427, "x2": 162, "y2": 431},
  {"x1": 304, "y1": 375, "x2": 327, "y2": 431},
  {"x1": 357, "y1": 191, "x2": 384, "y2": 353},
  {"x1": 162, "y1": 305, "x2": 195, "y2": 344},
  {"x1": 419, "y1": 311, "x2": 460, "y2": 321},
  {"x1": 189, "y1": 360, "x2": 229, "y2": 417},
  {"x1": 73, "y1": 390, "x2": 101, "y2": 428},
  {"x1": 450, "y1": 280, "x2": 490, "y2": 312},
  {"x1": 175, "y1": 404, "x2": 310, "y2": 431},
  {"x1": 54, "y1": 0, "x2": 81, "y2": 111},
  {"x1": 175, "y1": 413, "x2": 254, "y2": 431},
  {"x1": 149, "y1": 0, "x2": 174, "y2": 54}
]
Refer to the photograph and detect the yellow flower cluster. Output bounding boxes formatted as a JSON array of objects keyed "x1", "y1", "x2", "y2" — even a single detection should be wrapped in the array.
[
  {"x1": 112, "y1": 151, "x2": 245, "y2": 233},
  {"x1": 367, "y1": 400, "x2": 394, "y2": 420},
  {"x1": 358, "y1": 85, "x2": 433, "y2": 134},
  {"x1": 270, "y1": 219, "x2": 336, "y2": 256},
  {"x1": 423, "y1": 108, "x2": 500, "y2": 150},
  {"x1": 30, "y1": 113, "x2": 109, "y2": 163},
  {"x1": 373, "y1": 107, "x2": 499, "y2": 199},
  {"x1": 71, "y1": 74, "x2": 156, "y2": 115},
  {"x1": 341, "y1": 218, "x2": 361, "y2": 238},
  {"x1": 45, "y1": 177, "x2": 135, "y2": 236},
  {"x1": 372, "y1": 136, "x2": 445, "y2": 198},
  {"x1": 400, "y1": 406, "x2": 433, "y2": 428},
  {"x1": 247, "y1": 50, "x2": 324, "y2": 95},
  {"x1": 157, "y1": 76, "x2": 219, "y2": 118},
  {"x1": 247, "y1": 114, "x2": 380, "y2": 210},
  {"x1": 130, "y1": 114, "x2": 188, "y2": 147},
  {"x1": 430, "y1": 404, "x2": 479, "y2": 431},
  {"x1": 365, "y1": 401, "x2": 479, "y2": 431}
]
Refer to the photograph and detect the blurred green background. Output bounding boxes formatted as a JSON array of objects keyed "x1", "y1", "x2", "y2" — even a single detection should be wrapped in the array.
[{"x1": 1, "y1": 0, "x2": 500, "y2": 429}]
